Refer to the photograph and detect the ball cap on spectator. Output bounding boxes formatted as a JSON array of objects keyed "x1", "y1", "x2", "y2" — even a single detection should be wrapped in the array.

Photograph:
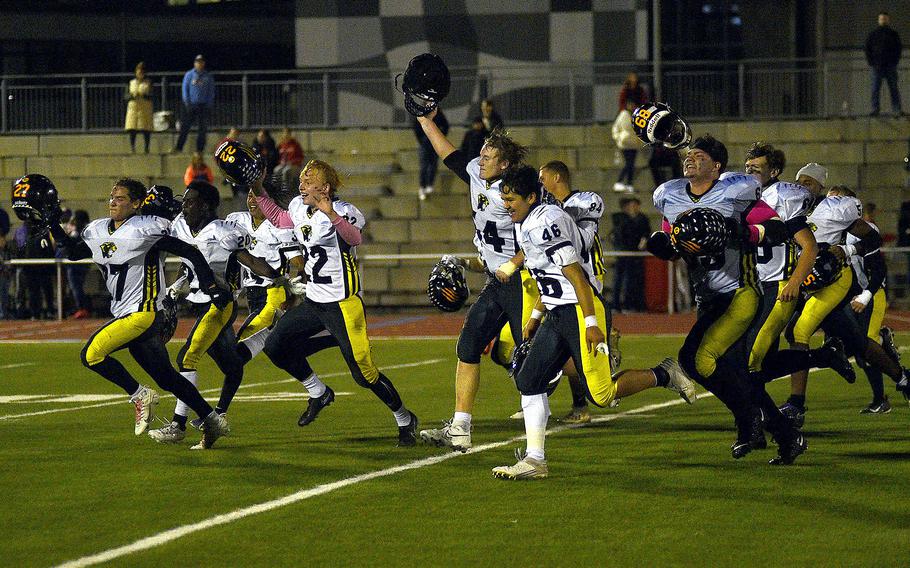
[
  {"x1": 796, "y1": 162, "x2": 827, "y2": 186},
  {"x1": 194, "y1": 54, "x2": 205, "y2": 62}
]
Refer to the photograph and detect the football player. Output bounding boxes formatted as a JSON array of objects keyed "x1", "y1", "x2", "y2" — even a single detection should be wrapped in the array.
[
  {"x1": 491, "y1": 166, "x2": 696, "y2": 479},
  {"x1": 148, "y1": 181, "x2": 280, "y2": 448},
  {"x1": 251, "y1": 160, "x2": 418, "y2": 446},
  {"x1": 39, "y1": 176, "x2": 231, "y2": 445},
  {"x1": 415, "y1": 108, "x2": 531, "y2": 452},
  {"x1": 648, "y1": 135, "x2": 807, "y2": 464},
  {"x1": 825, "y1": 186, "x2": 896, "y2": 414},
  {"x1": 775, "y1": 166, "x2": 908, "y2": 425}
]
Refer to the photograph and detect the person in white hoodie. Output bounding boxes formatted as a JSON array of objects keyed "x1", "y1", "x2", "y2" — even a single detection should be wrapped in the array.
[{"x1": 612, "y1": 101, "x2": 641, "y2": 192}]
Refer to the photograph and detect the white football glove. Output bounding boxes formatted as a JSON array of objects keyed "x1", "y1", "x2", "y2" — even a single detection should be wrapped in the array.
[
  {"x1": 287, "y1": 275, "x2": 307, "y2": 297},
  {"x1": 441, "y1": 254, "x2": 465, "y2": 268},
  {"x1": 166, "y1": 279, "x2": 190, "y2": 301}
]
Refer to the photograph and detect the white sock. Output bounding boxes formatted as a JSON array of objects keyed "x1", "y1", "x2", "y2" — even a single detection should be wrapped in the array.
[
  {"x1": 174, "y1": 370, "x2": 197, "y2": 418},
  {"x1": 393, "y1": 405, "x2": 412, "y2": 426},
  {"x1": 521, "y1": 394, "x2": 549, "y2": 462},
  {"x1": 239, "y1": 328, "x2": 269, "y2": 359},
  {"x1": 453, "y1": 411, "x2": 472, "y2": 426},
  {"x1": 301, "y1": 373, "x2": 327, "y2": 398}
]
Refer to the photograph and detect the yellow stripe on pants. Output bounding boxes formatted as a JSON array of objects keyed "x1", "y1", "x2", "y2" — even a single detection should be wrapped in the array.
[
  {"x1": 179, "y1": 302, "x2": 235, "y2": 371},
  {"x1": 867, "y1": 288, "x2": 887, "y2": 341},
  {"x1": 238, "y1": 286, "x2": 286, "y2": 341},
  {"x1": 694, "y1": 286, "x2": 758, "y2": 379},
  {"x1": 792, "y1": 266, "x2": 853, "y2": 345},
  {"x1": 574, "y1": 298, "x2": 616, "y2": 407},
  {"x1": 748, "y1": 280, "x2": 799, "y2": 372},
  {"x1": 338, "y1": 295, "x2": 379, "y2": 384},
  {"x1": 84, "y1": 311, "x2": 157, "y2": 366}
]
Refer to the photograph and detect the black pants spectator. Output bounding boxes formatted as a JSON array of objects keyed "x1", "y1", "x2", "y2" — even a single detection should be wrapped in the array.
[
  {"x1": 23, "y1": 266, "x2": 53, "y2": 319},
  {"x1": 617, "y1": 149, "x2": 637, "y2": 185},
  {"x1": 871, "y1": 65, "x2": 902, "y2": 114},
  {"x1": 175, "y1": 104, "x2": 209, "y2": 152},
  {"x1": 612, "y1": 256, "x2": 645, "y2": 311},
  {"x1": 418, "y1": 142, "x2": 439, "y2": 188}
]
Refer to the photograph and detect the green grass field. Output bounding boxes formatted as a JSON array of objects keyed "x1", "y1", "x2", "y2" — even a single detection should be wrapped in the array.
[{"x1": 1, "y1": 337, "x2": 909, "y2": 567}]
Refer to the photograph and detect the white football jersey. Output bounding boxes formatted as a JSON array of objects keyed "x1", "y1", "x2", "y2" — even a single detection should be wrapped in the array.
[
  {"x1": 562, "y1": 190, "x2": 606, "y2": 278},
  {"x1": 170, "y1": 216, "x2": 251, "y2": 304},
  {"x1": 467, "y1": 157, "x2": 518, "y2": 271},
  {"x1": 808, "y1": 195, "x2": 862, "y2": 246},
  {"x1": 226, "y1": 211, "x2": 300, "y2": 288},
  {"x1": 847, "y1": 221, "x2": 882, "y2": 290},
  {"x1": 757, "y1": 181, "x2": 813, "y2": 282},
  {"x1": 82, "y1": 215, "x2": 169, "y2": 318},
  {"x1": 518, "y1": 204, "x2": 601, "y2": 310},
  {"x1": 287, "y1": 195, "x2": 364, "y2": 303},
  {"x1": 653, "y1": 173, "x2": 762, "y2": 300}
]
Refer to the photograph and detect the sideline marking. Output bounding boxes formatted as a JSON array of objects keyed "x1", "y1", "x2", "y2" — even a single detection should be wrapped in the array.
[
  {"x1": 0, "y1": 362, "x2": 36, "y2": 370},
  {"x1": 0, "y1": 392, "x2": 356, "y2": 404},
  {"x1": 0, "y1": 358, "x2": 444, "y2": 422},
  {"x1": 56, "y1": 395, "x2": 698, "y2": 568}
]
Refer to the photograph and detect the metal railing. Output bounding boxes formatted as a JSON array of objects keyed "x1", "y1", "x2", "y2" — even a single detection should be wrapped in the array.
[
  {"x1": 0, "y1": 54, "x2": 902, "y2": 132},
  {"x1": 5, "y1": 248, "x2": 910, "y2": 320}
]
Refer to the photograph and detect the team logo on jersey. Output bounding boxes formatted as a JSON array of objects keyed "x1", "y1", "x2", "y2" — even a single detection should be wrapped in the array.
[
  {"x1": 476, "y1": 194, "x2": 490, "y2": 211},
  {"x1": 808, "y1": 222, "x2": 817, "y2": 232},
  {"x1": 300, "y1": 225, "x2": 313, "y2": 242},
  {"x1": 100, "y1": 242, "x2": 117, "y2": 258},
  {"x1": 306, "y1": 207, "x2": 316, "y2": 219}
]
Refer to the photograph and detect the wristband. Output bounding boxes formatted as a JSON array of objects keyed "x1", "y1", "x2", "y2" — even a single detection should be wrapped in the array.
[
  {"x1": 854, "y1": 289, "x2": 872, "y2": 306},
  {"x1": 840, "y1": 244, "x2": 857, "y2": 257},
  {"x1": 498, "y1": 260, "x2": 519, "y2": 277},
  {"x1": 584, "y1": 315, "x2": 598, "y2": 328},
  {"x1": 530, "y1": 309, "x2": 545, "y2": 321}
]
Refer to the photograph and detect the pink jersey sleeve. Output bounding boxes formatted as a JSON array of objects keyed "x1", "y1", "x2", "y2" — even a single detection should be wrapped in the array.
[
  {"x1": 332, "y1": 215, "x2": 362, "y2": 246},
  {"x1": 661, "y1": 218, "x2": 672, "y2": 233},
  {"x1": 255, "y1": 195, "x2": 294, "y2": 228},
  {"x1": 744, "y1": 199, "x2": 780, "y2": 244}
]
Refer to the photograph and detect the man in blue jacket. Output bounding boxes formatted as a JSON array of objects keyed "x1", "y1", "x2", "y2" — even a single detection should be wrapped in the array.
[{"x1": 173, "y1": 54, "x2": 215, "y2": 153}]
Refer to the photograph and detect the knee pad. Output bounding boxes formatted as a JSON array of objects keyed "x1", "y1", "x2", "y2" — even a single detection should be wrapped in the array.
[{"x1": 456, "y1": 328, "x2": 484, "y2": 364}]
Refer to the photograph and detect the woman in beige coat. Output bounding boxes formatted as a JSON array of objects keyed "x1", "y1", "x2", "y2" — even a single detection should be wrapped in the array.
[
  {"x1": 125, "y1": 62, "x2": 153, "y2": 153},
  {"x1": 611, "y1": 100, "x2": 640, "y2": 192}
]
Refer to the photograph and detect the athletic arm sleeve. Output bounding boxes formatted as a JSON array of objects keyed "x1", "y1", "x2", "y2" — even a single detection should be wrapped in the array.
[
  {"x1": 852, "y1": 225, "x2": 882, "y2": 257},
  {"x1": 47, "y1": 223, "x2": 91, "y2": 260},
  {"x1": 863, "y1": 251, "x2": 886, "y2": 296},
  {"x1": 442, "y1": 150, "x2": 471, "y2": 184},
  {"x1": 255, "y1": 195, "x2": 295, "y2": 228},
  {"x1": 332, "y1": 216, "x2": 362, "y2": 246},
  {"x1": 156, "y1": 235, "x2": 218, "y2": 290}
]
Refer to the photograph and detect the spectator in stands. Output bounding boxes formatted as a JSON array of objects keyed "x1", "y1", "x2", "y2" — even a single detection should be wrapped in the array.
[
  {"x1": 618, "y1": 72, "x2": 648, "y2": 112},
  {"x1": 460, "y1": 116, "x2": 488, "y2": 159},
  {"x1": 864, "y1": 201, "x2": 878, "y2": 224},
  {"x1": 184, "y1": 151, "x2": 215, "y2": 187},
  {"x1": 173, "y1": 54, "x2": 215, "y2": 153},
  {"x1": 125, "y1": 61, "x2": 153, "y2": 154},
  {"x1": 866, "y1": 11, "x2": 903, "y2": 117},
  {"x1": 480, "y1": 99, "x2": 503, "y2": 132},
  {"x1": 64, "y1": 210, "x2": 91, "y2": 319},
  {"x1": 612, "y1": 101, "x2": 639, "y2": 192},
  {"x1": 0, "y1": 206, "x2": 10, "y2": 319},
  {"x1": 16, "y1": 220, "x2": 55, "y2": 320},
  {"x1": 275, "y1": 128, "x2": 305, "y2": 191},
  {"x1": 413, "y1": 109, "x2": 449, "y2": 200},
  {"x1": 611, "y1": 196, "x2": 650, "y2": 312},
  {"x1": 649, "y1": 145, "x2": 683, "y2": 187},
  {"x1": 252, "y1": 129, "x2": 279, "y2": 179}
]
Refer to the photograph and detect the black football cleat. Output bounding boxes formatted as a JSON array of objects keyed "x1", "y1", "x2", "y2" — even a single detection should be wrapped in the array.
[
  {"x1": 731, "y1": 409, "x2": 763, "y2": 459},
  {"x1": 397, "y1": 411, "x2": 419, "y2": 447},
  {"x1": 769, "y1": 430, "x2": 807, "y2": 465},
  {"x1": 778, "y1": 402, "x2": 806, "y2": 429},
  {"x1": 298, "y1": 386, "x2": 335, "y2": 427},
  {"x1": 880, "y1": 327, "x2": 900, "y2": 365},
  {"x1": 822, "y1": 337, "x2": 855, "y2": 384}
]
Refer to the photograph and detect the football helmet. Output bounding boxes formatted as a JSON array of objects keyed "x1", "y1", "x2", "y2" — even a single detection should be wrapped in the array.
[
  {"x1": 510, "y1": 340, "x2": 562, "y2": 395},
  {"x1": 802, "y1": 245, "x2": 842, "y2": 292},
  {"x1": 11, "y1": 174, "x2": 61, "y2": 224},
  {"x1": 631, "y1": 102, "x2": 692, "y2": 150},
  {"x1": 142, "y1": 185, "x2": 182, "y2": 220},
  {"x1": 213, "y1": 139, "x2": 264, "y2": 186},
  {"x1": 670, "y1": 207, "x2": 728, "y2": 256},
  {"x1": 396, "y1": 53, "x2": 451, "y2": 117},
  {"x1": 427, "y1": 256, "x2": 469, "y2": 312},
  {"x1": 159, "y1": 295, "x2": 179, "y2": 343}
]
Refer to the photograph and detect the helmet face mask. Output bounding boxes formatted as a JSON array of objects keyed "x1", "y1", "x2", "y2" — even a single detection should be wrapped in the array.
[
  {"x1": 398, "y1": 53, "x2": 450, "y2": 117},
  {"x1": 427, "y1": 256, "x2": 469, "y2": 312}
]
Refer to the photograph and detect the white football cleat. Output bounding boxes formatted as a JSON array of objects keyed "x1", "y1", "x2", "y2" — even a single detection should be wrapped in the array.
[
  {"x1": 191, "y1": 412, "x2": 230, "y2": 450},
  {"x1": 148, "y1": 421, "x2": 187, "y2": 444},
  {"x1": 419, "y1": 420, "x2": 472, "y2": 452},
  {"x1": 492, "y1": 451, "x2": 548, "y2": 480},
  {"x1": 658, "y1": 357, "x2": 697, "y2": 403},
  {"x1": 129, "y1": 386, "x2": 159, "y2": 436}
]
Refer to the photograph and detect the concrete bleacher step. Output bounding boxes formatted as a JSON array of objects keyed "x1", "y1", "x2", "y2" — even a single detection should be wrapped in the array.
[{"x1": 388, "y1": 171, "x2": 466, "y2": 196}]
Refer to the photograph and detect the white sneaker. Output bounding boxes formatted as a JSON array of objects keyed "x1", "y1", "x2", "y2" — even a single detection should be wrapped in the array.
[
  {"x1": 419, "y1": 420, "x2": 472, "y2": 452},
  {"x1": 418, "y1": 186, "x2": 427, "y2": 201},
  {"x1": 658, "y1": 357, "x2": 697, "y2": 403},
  {"x1": 129, "y1": 386, "x2": 159, "y2": 436},
  {"x1": 612, "y1": 182, "x2": 626, "y2": 192},
  {"x1": 192, "y1": 412, "x2": 230, "y2": 450},
  {"x1": 425, "y1": 185, "x2": 434, "y2": 197},
  {"x1": 492, "y1": 450, "x2": 548, "y2": 480},
  {"x1": 623, "y1": 183, "x2": 635, "y2": 192},
  {"x1": 148, "y1": 421, "x2": 187, "y2": 444}
]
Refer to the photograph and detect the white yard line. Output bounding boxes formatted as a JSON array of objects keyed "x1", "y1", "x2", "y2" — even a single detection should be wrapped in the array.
[
  {"x1": 55, "y1": 395, "x2": 697, "y2": 568},
  {"x1": 0, "y1": 362, "x2": 36, "y2": 370},
  {"x1": 0, "y1": 358, "x2": 445, "y2": 422}
]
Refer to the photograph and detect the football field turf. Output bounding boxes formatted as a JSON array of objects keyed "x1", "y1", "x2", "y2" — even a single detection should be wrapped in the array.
[{"x1": 1, "y1": 337, "x2": 909, "y2": 567}]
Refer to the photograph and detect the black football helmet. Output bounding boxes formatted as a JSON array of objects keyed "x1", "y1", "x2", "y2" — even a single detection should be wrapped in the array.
[
  {"x1": 213, "y1": 139, "x2": 264, "y2": 186},
  {"x1": 427, "y1": 256, "x2": 469, "y2": 312},
  {"x1": 11, "y1": 174, "x2": 61, "y2": 224},
  {"x1": 631, "y1": 102, "x2": 692, "y2": 150},
  {"x1": 509, "y1": 339, "x2": 563, "y2": 395},
  {"x1": 802, "y1": 245, "x2": 842, "y2": 292},
  {"x1": 670, "y1": 207, "x2": 728, "y2": 256},
  {"x1": 397, "y1": 53, "x2": 451, "y2": 117},
  {"x1": 142, "y1": 185, "x2": 182, "y2": 220}
]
